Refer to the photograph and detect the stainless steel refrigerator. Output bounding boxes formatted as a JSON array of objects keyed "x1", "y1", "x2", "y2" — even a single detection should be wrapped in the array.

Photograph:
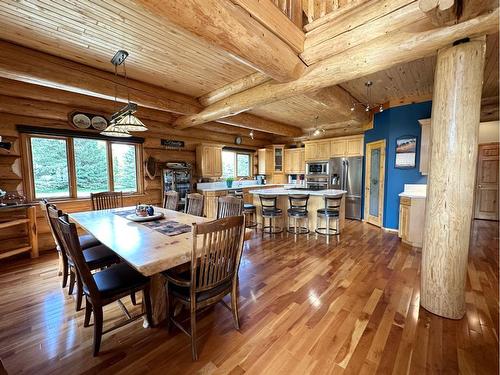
[{"x1": 329, "y1": 156, "x2": 363, "y2": 220}]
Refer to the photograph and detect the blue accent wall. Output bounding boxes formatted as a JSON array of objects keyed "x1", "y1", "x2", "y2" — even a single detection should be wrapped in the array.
[{"x1": 363, "y1": 101, "x2": 431, "y2": 229}]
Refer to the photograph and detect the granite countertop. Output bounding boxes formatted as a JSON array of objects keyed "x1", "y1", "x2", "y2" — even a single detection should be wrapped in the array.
[
  {"x1": 197, "y1": 183, "x2": 285, "y2": 192},
  {"x1": 248, "y1": 187, "x2": 347, "y2": 196},
  {"x1": 398, "y1": 184, "x2": 427, "y2": 199}
]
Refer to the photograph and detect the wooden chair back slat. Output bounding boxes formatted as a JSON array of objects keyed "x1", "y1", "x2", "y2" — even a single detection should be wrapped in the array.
[
  {"x1": 163, "y1": 191, "x2": 179, "y2": 210},
  {"x1": 90, "y1": 191, "x2": 124, "y2": 210},
  {"x1": 185, "y1": 193, "x2": 204, "y2": 216},
  {"x1": 288, "y1": 194, "x2": 310, "y2": 213},
  {"x1": 324, "y1": 195, "x2": 341, "y2": 210},
  {"x1": 217, "y1": 196, "x2": 243, "y2": 219},
  {"x1": 191, "y1": 216, "x2": 245, "y2": 294},
  {"x1": 56, "y1": 215, "x2": 99, "y2": 297},
  {"x1": 259, "y1": 195, "x2": 278, "y2": 210}
]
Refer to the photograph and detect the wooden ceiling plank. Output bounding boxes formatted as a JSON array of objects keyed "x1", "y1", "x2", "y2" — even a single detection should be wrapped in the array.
[
  {"x1": 172, "y1": 11, "x2": 498, "y2": 129},
  {"x1": 137, "y1": 0, "x2": 306, "y2": 82},
  {"x1": 217, "y1": 113, "x2": 303, "y2": 137}
]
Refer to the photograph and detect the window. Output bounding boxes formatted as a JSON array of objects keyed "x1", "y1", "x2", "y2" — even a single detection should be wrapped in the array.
[
  {"x1": 27, "y1": 134, "x2": 141, "y2": 200},
  {"x1": 222, "y1": 150, "x2": 252, "y2": 179}
]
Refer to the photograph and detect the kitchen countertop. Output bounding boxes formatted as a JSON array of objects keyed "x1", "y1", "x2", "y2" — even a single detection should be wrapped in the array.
[
  {"x1": 398, "y1": 184, "x2": 427, "y2": 199},
  {"x1": 398, "y1": 192, "x2": 426, "y2": 198},
  {"x1": 248, "y1": 187, "x2": 347, "y2": 196},
  {"x1": 197, "y1": 183, "x2": 286, "y2": 192}
]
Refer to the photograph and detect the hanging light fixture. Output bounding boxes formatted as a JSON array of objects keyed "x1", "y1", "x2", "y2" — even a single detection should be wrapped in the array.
[
  {"x1": 101, "y1": 50, "x2": 147, "y2": 137},
  {"x1": 249, "y1": 129, "x2": 254, "y2": 139},
  {"x1": 350, "y1": 81, "x2": 384, "y2": 113},
  {"x1": 311, "y1": 116, "x2": 325, "y2": 137}
]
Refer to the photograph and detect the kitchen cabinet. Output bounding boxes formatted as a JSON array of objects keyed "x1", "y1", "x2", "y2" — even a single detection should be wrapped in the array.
[
  {"x1": 273, "y1": 145, "x2": 284, "y2": 173},
  {"x1": 331, "y1": 135, "x2": 364, "y2": 157},
  {"x1": 201, "y1": 189, "x2": 227, "y2": 219},
  {"x1": 257, "y1": 148, "x2": 273, "y2": 175},
  {"x1": 284, "y1": 148, "x2": 305, "y2": 174},
  {"x1": 330, "y1": 139, "x2": 346, "y2": 157},
  {"x1": 418, "y1": 119, "x2": 431, "y2": 175},
  {"x1": 398, "y1": 195, "x2": 426, "y2": 247},
  {"x1": 196, "y1": 144, "x2": 222, "y2": 178},
  {"x1": 304, "y1": 140, "x2": 330, "y2": 161}
]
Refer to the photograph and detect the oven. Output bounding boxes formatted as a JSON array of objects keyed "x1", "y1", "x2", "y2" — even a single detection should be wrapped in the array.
[{"x1": 306, "y1": 161, "x2": 329, "y2": 176}]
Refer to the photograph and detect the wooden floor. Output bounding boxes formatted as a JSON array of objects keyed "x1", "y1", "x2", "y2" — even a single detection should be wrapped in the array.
[{"x1": 0, "y1": 220, "x2": 498, "y2": 374}]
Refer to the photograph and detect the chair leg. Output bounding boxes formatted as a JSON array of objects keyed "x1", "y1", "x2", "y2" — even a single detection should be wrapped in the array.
[
  {"x1": 76, "y1": 274, "x2": 84, "y2": 311},
  {"x1": 92, "y1": 305, "x2": 104, "y2": 356},
  {"x1": 142, "y1": 285, "x2": 153, "y2": 328},
  {"x1": 61, "y1": 257, "x2": 69, "y2": 288},
  {"x1": 231, "y1": 284, "x2": 240, "y2": 330},
  {"x1": 68, "y1": 268, "x2": 75, "y2": 295},
  {"x1": 84, "y1": 298, "x2": 93, "y2": 327},
  {"x1": 326, "y1": 216, "x2": 330, "y2": 244},
  {"x1": 190, "y1": 308, "x2": 198, "y2": 361},
  {"x1": 130, "y1": 292, "x2": 137, "y2": 306}
]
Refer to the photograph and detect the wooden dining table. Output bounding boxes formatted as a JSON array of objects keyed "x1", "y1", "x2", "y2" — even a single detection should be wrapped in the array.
[{"x1": 69, "y1": 206, "x2": 210, "y2": 325}]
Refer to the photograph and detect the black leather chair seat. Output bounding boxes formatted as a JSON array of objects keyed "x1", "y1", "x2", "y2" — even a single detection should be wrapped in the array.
[
  {"x1": 288, "y1": 208, "x2": 308, "y2": 217},
  {"x1": 83, "y1": 245, "x2": 120, "y2": 268},
  {"x1": 317, "y1": 208, "x2": 340, "y2": 217},
  {"x1": 84, "y1": 263, "x2": 148, "y2": 297},
  {"x1": 79, "y1": 234, "x2": 101, "y2": 249},
  {"x1": 262, "y1": 208, "x2": 282, "y2": 217},
  {"x1": 243, "y1": 203, "x2": 255, "y2": 210}
]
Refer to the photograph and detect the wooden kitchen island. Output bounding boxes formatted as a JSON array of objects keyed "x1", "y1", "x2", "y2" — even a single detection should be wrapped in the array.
[{"x1": 249, "y1": 187, "x2": 346, "y2": 232}]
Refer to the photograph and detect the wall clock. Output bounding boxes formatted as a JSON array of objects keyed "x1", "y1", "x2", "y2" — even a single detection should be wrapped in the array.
[{"x1": 235, "y1": 136, "x2": 242, "y2": 145}]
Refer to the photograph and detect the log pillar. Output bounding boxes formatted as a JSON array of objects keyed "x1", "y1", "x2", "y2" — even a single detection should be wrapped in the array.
[{"x1": 421, "y1": 37, "x2": 486, "y2": 319}]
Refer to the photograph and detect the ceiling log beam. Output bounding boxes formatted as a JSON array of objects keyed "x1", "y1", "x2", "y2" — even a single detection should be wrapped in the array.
[
  {"x1": 172, "y1": 11, "x2": 498, "y2": 129},
  {"x1": 137, "y1": 0, "x2": 306, "y2": 82},
  {"x1": 0, "y1": 41, "x2": 301, "y2": 137}
]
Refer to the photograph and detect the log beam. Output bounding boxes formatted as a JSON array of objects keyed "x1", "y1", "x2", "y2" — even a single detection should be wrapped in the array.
[
  {"x1": 137, "y1": 0, "x2": 306, "y2": 82},
  {"x1": 421, "y1": 37, "x2": 486, "y2": 319},
  {"x1": 173, "y1": 11, "x2": 498, "y2": 129},
  {"x1": 0, "y1": 41, "x2": 300, "y2": 137},
  {"x1": 419, "y1": 0, "x2": 498, "y2": 25}
]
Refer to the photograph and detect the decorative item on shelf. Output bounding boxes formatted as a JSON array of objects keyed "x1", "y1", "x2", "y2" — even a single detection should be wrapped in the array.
[
  {"x1": 0, "y1": 136, "x2": 12, "y2": 151},
  {"x1": 69, "y1": 112, "x2": 109, "y2": 131},
  {"x1": 101, "y1": 50, "x2": 147, "y2": 137},
  {"x1": 350, "y1": 81, "x2": 384, "y2": 113},
  {"x1": 145, "y1": 156, "x2": 158, "y2": 180},
  {"x1": 226, "y1": 177, "x2": 234, "y2": 188},
  {"x1": 0, "y1": 192, "x2": 26, "y2": 206},
  {"x1": 395, "y1": 135, "x2": 417, "y2": 169},
  {"x1": 0, "y1": 189, "x2": 6, "y2": 206}
]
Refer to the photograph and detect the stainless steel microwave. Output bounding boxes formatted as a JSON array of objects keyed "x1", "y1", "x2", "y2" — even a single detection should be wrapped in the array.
[{"x1": 306, "y1": 161, "x2": 329, "y2": 176}]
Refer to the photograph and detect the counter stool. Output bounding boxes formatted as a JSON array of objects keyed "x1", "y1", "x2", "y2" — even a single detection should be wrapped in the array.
[
  {"x1": 315, "y1": 195, "x2": 341, "y2": 244},
  {"x1": 243, "y1": 203, "x2": 257, "y2": 228},
  {"x1": 259, "y1": 195, "x2": 283, "y2": 237},
  {"x1": 287, "y1": 194, "x2": 310, "y2": 241}
]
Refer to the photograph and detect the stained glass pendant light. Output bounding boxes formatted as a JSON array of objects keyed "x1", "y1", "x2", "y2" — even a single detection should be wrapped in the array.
[{"x1": 101, "y1": 50, "x2": 147, "y2": 137}]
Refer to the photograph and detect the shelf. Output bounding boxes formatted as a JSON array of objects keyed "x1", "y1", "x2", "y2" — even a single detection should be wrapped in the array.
[
  {"x1": 0, "y1": 218, "x2": 30, "y2": 230},
  {"x1": 0, "y1": 246, "x2": 32, "y2": 260}
]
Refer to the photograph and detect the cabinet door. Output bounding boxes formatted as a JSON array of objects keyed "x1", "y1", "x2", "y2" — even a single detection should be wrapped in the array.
[
  {"x1": 399, "y1": 203, "x2": 410, "y2": 240},
  {"x1": 346, "y1": 138, "x2": 363, "y2": 156},
  {"x1": 274, "y1": 146, "x2": 284, "y2": 173},
  {"x1": 331, "y1": 139, "x2": 346, "y2": 157},
  {"x1": 258, "y1": 149, "x2": 266, "y2": 175},
  {"x1": 304, "y1": 143, "x2": 317, "y2": 161},
  {"x1": 212, "y1": 147, "x2": 222, "y2": 177},
  {"x1": 317, "y1": 141, "x2": 331, "y2": 160},
  {"x1": 299, "y1": 149, "x2": 305, "y2": 173},
  {"x1": 265, "y1": 149, "x2": 274, "y2": 174},
  {"x1": 284, "y1": 150, "x2": 292, "y2": 174},
  {"x1": 203, "y1": 147, "x2": 213, "y2": 176}
]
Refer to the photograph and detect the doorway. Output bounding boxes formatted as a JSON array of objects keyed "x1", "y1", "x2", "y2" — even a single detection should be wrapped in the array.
[
  {"x1": 474, "y1": 143, "x2": 499, "y2": 221},
  {"x1": 364, "y1": 140, "x2": 386, "y2": 227}
]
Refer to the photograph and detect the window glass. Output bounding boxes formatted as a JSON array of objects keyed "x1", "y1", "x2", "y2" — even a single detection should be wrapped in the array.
[
  {"x1": 112, "y1": 143, "x2": 137, "y2": 192},
  {"x1": 237, "y1": 154, "x2": 250, "y2": 177},
  {"x1": 74, "y1": 138, "x2": 109, "y2": 197},
  {"x1": 222, "y1": 150, "x2": 235, "y2": 178},
  {"x1": 30, "y1": 137, "x2": 70, "y2": 198}
]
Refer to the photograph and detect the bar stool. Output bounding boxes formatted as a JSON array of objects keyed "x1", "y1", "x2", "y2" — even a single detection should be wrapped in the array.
[
  {"x1": 243, "y1": 203, "x2": 257, "y2": 228},
  {"x1": 315, "y1": 195, "x2": 341, "y2": 244},
  {"x1": 287, "y1": 194, "x2": 310, "y2": 241},
  {"x1": 259, "y1": 195, "x2": 283, "y2": 237}
]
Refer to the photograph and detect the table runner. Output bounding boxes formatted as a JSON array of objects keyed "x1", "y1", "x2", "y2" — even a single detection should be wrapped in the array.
[{"x1": 113, "y1": 209, "x2": 192, "y2": 236}]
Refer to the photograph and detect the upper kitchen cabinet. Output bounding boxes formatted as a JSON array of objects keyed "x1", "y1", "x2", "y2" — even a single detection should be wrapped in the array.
[
  {"x1": 257, "y1": 148, "x2": 273, "y2": 175},
  {"x1": 331, "y1": 135, "x2": 364, "y2": 157},
  {"x1": 196, "y1": 144, "x2": 222, "y2": 178},
  {"x1": 284, "y1": 148, "x2": 305, "y2": 174},
  {"x1": 418, "y1": 119, "x2": 431, "y2": 175},
  {"x1": 273, "y1": 145, "x2": 285, "y2": 174},
  {"x1": 304, "y1": 140, "x2": 330, "y2": 161}
]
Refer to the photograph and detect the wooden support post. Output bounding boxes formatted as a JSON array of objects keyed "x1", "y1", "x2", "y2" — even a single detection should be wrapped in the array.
[
  {"x1": 420, "y1": 37, "x2": 486, "y2": 319},
  {"x1": 27, "y1": 206, "x2": 39, "y2": 258}
]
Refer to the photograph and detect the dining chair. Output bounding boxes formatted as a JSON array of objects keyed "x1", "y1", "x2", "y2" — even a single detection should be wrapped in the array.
[
  {"x1": 163, "y1": 191, "x2": 179, "y2": 211},
  {"x1": 90, "y1": 191, "x2": 123, "y2": 210},
  {"x1": 217, "y1": 195, "x2": 243, "y2": 218},
  {"x1": 56, "y1": 215, "x2": 153, "y2": 356},
  {"x1": 47, "y1": 205, "x2": 120, "y2": 311},
  {"x1": 42, "y1": 200, "x2": 101, "y2": 288},
  {"x1": 163, "y1": 215, "x2": 246, "y2": 360},
  {"x1": 185, "y1": 193, "x2": 204, "y2": 216}
]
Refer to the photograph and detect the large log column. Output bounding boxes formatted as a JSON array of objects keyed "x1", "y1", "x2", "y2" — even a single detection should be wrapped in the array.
[{"x1": 421, "y1": 37, "x2": 486, "y2": 319}]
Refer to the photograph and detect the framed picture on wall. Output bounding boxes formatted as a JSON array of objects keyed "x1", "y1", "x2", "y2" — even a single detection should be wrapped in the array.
[{"x1": 395, "y1": 136, "x2": 417, "y2": 168}]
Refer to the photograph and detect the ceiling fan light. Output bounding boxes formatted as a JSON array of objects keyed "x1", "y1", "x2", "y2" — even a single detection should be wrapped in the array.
[
  {"x1": 350, "y1": 106, "x2": 355, "y2": 111},
  {"x1": 115, "y1": 114, "x2": 148, "y2": 131},
  {"x1": 379, "y1": 104, "x2": 384, "y2": 112},
  {"x1": 100, "y1": 124, "x2": 132, "y2": 137}
]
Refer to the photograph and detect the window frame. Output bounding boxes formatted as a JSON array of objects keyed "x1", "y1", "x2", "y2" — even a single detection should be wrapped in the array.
[
  {"x1": 22, "y1": 133, "x2": 144, "y2": 201},
  {"x1": 222, "y1": 150, "x2": 253, "y2": 179}
]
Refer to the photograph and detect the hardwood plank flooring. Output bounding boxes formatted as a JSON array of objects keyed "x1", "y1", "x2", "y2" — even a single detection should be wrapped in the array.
[{"x1": 0, "y1": 220, "x2": 497, "y2": 374}]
